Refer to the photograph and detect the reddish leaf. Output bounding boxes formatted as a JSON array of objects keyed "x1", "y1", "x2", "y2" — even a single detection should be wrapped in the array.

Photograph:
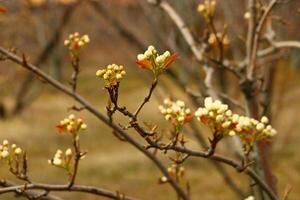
[
  {"x1": 163, "y1": 53, "x2": 178, "y2": 68},
  {"x1": 200, "y1": 116, "x2": 209, "y2": 124},
  {"x1": 0, "y1": 6, "x2": 7, "y2": 13},
  {"x1": 136, "y1": 60, "x2": 152, "y2": 70},
  {"x1": 56, "y1": 124, "x2": 65, "y2": 133},
  {"x1": 184, "y1": 114, "x2": 194, "y2": 123}
]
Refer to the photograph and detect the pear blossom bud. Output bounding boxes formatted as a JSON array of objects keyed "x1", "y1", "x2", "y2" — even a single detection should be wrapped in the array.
[
  {"x1": 160, "y1": 176, "x2": 168, "y2": 182},
  {"x1": 1, "y1": 150, "x2": 9, "y2": 158},
  {"x1": 65, "y1": 148, "x2": 72, "y2": 156},
  {"x1": 80, "y1": 123, "x2": 87, "y2": 130},
  {"x1": 229, "y1": 130, "x2": 236, "y2": 136},
  {"x1": 53, "y1": 158, "x2": 62, "y2": 166},
  {"x1": 3, "y1": 140, "x2": 8, "y2": 146},
  {"x1": 256, "y1": 123, "x2": 265, "y2": 131},
  {"x1": 68, "y1": 114, "x2": 75, "y2": 120},
  {"x1": 261, "y1": 116, "x2": 269, "y2": 124},
  {"x1": 116, "y1": 74, "x2": 122, "y2": 80},
  {"x1": 14, "y1": 148, "x2": 22, "y2": 155}
]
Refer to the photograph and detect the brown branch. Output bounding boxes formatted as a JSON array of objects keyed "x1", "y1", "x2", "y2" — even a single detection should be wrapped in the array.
[
  {"x1": 147, "y1": 144, "x2": 278, "y2": 200},
  {"x1": 0, "y1": 180, "x2": 135, "y2": 200},
  {"x1": 248, "y1": 0, "x2": 279, "y2": 79},
  {"x1": 0, "y1": 46, "x2": 190, "y2": 200},
  {"x1": 68, "y1": 135, "x2": 82, "y2": 188},
  {"x1": 0, "y1": 180, "x2": 63, "y2": 200},
  {"x1": 246, "y1": 0, "x2": 257, "y2": 77},
  {"x1": 133, "y1": 80, "x2": 157, "y2": 118}
]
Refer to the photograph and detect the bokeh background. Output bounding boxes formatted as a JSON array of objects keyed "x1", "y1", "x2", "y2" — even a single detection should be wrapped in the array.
[{"x1": 0, "y1": 0, "x2": 300, "y2": 199}]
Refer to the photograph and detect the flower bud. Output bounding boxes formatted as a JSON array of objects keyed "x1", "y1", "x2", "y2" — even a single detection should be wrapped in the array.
[{"x1": 14, "y1": 148, "x2": 22, "y2": 155}]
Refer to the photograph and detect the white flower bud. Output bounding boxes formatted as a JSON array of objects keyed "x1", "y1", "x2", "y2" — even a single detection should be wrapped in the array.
[
  {"x1": 144, "y1": 50, "x2": 152, "y2": 58},
  {"x1": 65, "y1": 148, "x2": 72, "y2": 156},
  {"x1": 229, "y1": 130, "x2": 236, "y2": 136},
  {"x1": 185, "y1": 108, "x2": 191, "y2": 114},
  {"x1": 155, "y1": 55, "x2": 164, "y2": 64},
  {"x1": 222, "y1": 121, "x2": 231, "y2": 129},
  {"x1": 225, "y1": 110, "x2": 232, "y2": 117},
  {"x1": 216, "y1": 115, "x2": 224, "y2": 122},
  {"x1": 3, "y1": 140, "x2": 9, "y2": 146},
  {"x1": 204, "y1": 97, "x2": 213, "y2": 108},
  {"x1": 261, "y1": 116, "x2": 269, "y2": 124},
  {"x1": 163, "y1": 51, "x2": 171, "y2": 57},
  {"x1": 1, "y1": 150, "x2": 9, "y2": 158},
  {"x1": 160, "y1": 176, "x2": 168, "y2": 182},
  {"x1": 82, "y1": 35, "x2": 90, "y2": 43},
  {"x1": 53, "y1": 158, "x2": 62, "y2": 166},
  {"x1": 177, "y1": 116, "x2": 185, "y2": 122},
  {"x1": 80, "y1": 123, "x2": 87, "y2": 130},
  {"x1": 67, "y1": 125, "x2": 73, "y2": 132},
  {"x1": 164, "y1": 99, "x2": 171, "y2": 105},
  {"x1": 64, "y1": 40, "x2": 70, "y2": 46},
  {"x1": 176, "y1": 100, "x2": 185, "y2": 107},
  {"x1": 165, "y1": 115, "x2": 171, "y2": 121},
  {"x1": 116, "y1": 74, "x2": 122, "y2": 80},
  {"x1": 244, "y1": 12, "x2": 251, "y2": 20},
  {"x1": 14, "y1": 148, "x2": 22, "y2": 155},
  {"x1": 137, "y1": 54, "x2": 146, "y2": 61},
  {"x1": 256, "y1": 123, "x2": 265, "y2": 131},
  {"x1": 78, "y1": 41, "x2": 84, "y2": 47},
  {"x1": 103, "y1": 73, "x2": 109, "y2": 80}
]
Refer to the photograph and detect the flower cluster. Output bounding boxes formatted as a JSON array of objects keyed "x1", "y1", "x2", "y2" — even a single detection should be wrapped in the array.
[
  {"x1": 159, "y1": 99, "x2": 192, "y2": 127},
  {"x1": 195, "y1": 97, "x2": 277, "y2": 146},
  {"x1": 0, "y1": 140, "x2": 23, "y2": 160},
  {"x1": 96, "y1": 64, "x2": 126, "y2": 86},
  {"x1": 48, "y1": 148, "x2": 72, "y2": 168},
  {"x1": 64, "y1": 32, "x2": 90, "y2": 55},
  {"x1": 197, "y1": 0, "x2": 216, "y2": 19},
  {"x1": 136, "y1": 45, "x2": 177, "y2": 78},
  {"x1": 56, "y1": 114, "x2": 87, "y2": 134},
  {"x1": 208, "y1": 33, "x2": 230, "y2": 47}
]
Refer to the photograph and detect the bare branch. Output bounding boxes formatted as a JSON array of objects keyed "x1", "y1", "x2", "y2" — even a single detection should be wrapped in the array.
[{"x1": 0, "y1": 180, "x2": 136, "y2": 200}]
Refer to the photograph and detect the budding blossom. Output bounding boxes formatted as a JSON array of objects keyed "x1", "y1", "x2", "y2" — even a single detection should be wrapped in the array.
[
  {"x1": 56, "y1": 114, "x2": 87, "y2": 134},
  {"x1": 208, "y1": 32, "x2": 230, "y2": 47},
  {"x1": 159, "y1": 99, "x2": 192, "y2": 127},
  {"x1": 96, "y1": 64, "x2": 126, "y2": 86},
  {"x1": 0, "y1": 140, "x2": 23, "y2": 160},
  {"x1": 244, "y1": 12, "x2": 251, "y2": 20},
  {"x1": 48, "y1": 148, "x2": 73, "y2": 168},
  {"x1": 195, "y1": 97, "x2": 277, "y2": 146},
  {"x1": 64, "y1": 32, "x2": 90, "y2": 56},
  {"x1": 136, "y1": 45, "x2": 178, "y2": 78},
  {"x1": 197, "y1": 0, "x2": 216, "y2": 19}
]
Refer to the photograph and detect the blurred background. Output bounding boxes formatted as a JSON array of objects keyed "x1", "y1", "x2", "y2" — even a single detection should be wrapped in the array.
[{"x1": 0, "y1": 0, "x2": 300, "y2": 199}]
